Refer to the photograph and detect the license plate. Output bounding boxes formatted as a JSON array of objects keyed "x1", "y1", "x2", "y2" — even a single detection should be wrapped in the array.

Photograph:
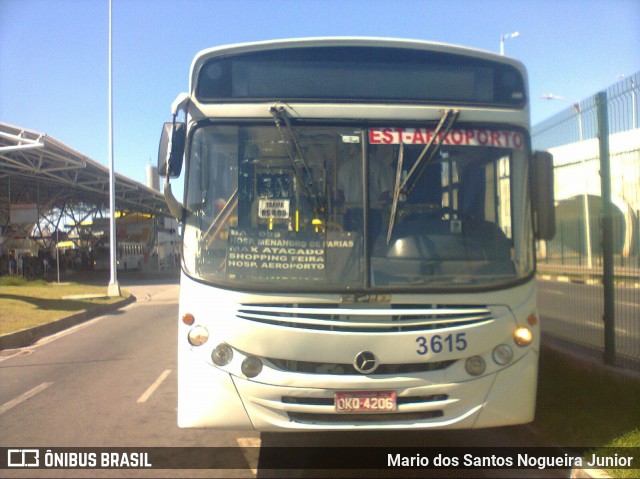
[{"x1": 335, "y1": 391, "x2": 397, "y2": 413}]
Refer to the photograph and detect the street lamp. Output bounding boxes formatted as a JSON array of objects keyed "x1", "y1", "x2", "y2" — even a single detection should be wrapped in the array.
[
  {"x1": 107, "y1": 0, "x2": 121, "y2": 297},
  {"x1": 500, "y1": 31, "x2": 520, "y2": 55},
  {"x1": 541, "y1": 94, "x2": 583, "y2": 141},
  {"x1": 541, "y1": 93, "x2": 592, "y2": 269}
]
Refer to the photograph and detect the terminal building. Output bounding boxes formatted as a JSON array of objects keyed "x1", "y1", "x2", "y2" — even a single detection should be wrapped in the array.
[{"x1": 0, "y1": 122, "x2": 179, "y2": 277}]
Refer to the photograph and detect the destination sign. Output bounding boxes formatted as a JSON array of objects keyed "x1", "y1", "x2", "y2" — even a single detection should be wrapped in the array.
[{"x1": 369, "y1": 128, "x2": 525, "y2": 150}]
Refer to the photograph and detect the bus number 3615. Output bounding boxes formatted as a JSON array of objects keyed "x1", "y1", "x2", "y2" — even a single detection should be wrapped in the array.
[{"x1": 416, "y1": 333, "x2": 468, "y2": 355}]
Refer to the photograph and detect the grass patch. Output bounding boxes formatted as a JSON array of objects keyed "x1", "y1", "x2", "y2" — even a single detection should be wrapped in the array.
[
  {"x1": 588, "y1": 429, "x2": 640, "y2": 478},
  {"x1": 0, "y1": 277, "x2": 128, "y2": 335},
  {"x1": 535, "y1": 346, "x2": 640, "y2": 449}
]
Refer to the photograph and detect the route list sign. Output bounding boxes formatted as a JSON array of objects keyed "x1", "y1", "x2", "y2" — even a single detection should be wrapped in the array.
[{"x1": 227, "y1": 228, "x2": 356, "y2": 281}]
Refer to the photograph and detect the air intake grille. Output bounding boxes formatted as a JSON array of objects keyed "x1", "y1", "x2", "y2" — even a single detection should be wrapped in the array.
[
  {"x1": 268, "y1": 357, "x2": 455, "y2": 375},
  {"x1": 282, "y1": 394, "x2": 449, "y2": 406},
  {"x1": 288, "y1": 410, "x2": 444, "y2": 424},
  {"x1": 237, "y1": 303, "x2": 493, "y2": 332}
]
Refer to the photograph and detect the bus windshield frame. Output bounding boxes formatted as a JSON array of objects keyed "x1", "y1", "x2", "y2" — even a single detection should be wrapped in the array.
[{"x1": 182, "y1": 120, "x2": 534, "y2": 293}]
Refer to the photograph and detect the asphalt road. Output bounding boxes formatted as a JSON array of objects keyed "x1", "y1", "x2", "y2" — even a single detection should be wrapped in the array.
[
  {"x1": 537, "y1": 278, "x2": 640, "y2": 361},
  {"x1": 0, "y1": 275, "x2": 573, "y2": 478}
]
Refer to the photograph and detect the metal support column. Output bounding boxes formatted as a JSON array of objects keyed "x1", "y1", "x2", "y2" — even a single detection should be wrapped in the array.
[
  {"x1": 597, "y1": 91, "x2": 615, "y2": 366},
  {"x1": 107, "y1": 0, "x2": 121, "y2": 297}
]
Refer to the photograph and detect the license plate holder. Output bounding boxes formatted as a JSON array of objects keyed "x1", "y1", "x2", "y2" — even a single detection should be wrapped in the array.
[{"x1": 335, "y1": 390, "x2": 397, "y2": 413}]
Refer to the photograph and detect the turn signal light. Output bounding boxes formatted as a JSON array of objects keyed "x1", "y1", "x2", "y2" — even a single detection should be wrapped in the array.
[
  {"x1": 182, "y1": 313, "x2": 195, "y2": 325},
  {"x1": 514, "y1": 327, "x2": 533, "y2": 346}
]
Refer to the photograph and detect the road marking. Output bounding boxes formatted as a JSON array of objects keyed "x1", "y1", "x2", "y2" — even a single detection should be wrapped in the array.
[
  {"x1": 34, "y1": 315, "x2": 108, "y2": 348},
  {"x1": 0, "y1": 348, "x2": 35, "y2": 362},
  {"x1": 0, "y1": 382, "x2": 53, "y2": 415},
  {"x1": 137, "y1": 369, "x2": 172, "y2": 403},
  {"x1": 237, "y1": 437, "x2": 261, "y2": 447},
  {"x1": 237, "y1": 437, "x2": 261, "y2": 476}
]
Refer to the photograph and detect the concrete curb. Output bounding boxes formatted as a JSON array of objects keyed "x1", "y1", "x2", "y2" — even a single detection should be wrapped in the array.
[
  {"x1": 0, "y1": 294, "x2": 136, "y2": 350},
  {"x1": 570, "y1": 466, "x2": 612, "y2": 478}
]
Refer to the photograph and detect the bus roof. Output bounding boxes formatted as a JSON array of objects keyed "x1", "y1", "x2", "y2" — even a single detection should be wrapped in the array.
[
  {"x1": 181, "y1": 37, "x2": 530, "y2": 126},
  {"x1": 189, "y1": 37, "x2": 526, "y2": 91}
]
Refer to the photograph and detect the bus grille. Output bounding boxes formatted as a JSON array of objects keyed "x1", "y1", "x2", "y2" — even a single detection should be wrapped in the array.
[
  {"x1": 282, "y1": 394, "x2": 448, "y2": 406},
  {"x1": 236, "y1": 303, "x2": 493, "y2": 332},
  {"x1": 268, "y1": 357, "x2": 455, "y2": 375},
  {"x1": 288, "y1": 411, "x2": 444, "y2": 424},
  {"x1": 283, "y1": 395, "x2": 447, "y2": 424}
]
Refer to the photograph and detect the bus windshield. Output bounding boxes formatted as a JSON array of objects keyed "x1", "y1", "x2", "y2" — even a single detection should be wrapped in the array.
[{"x1": 183, "y1": 122, "x2": 533, "y2": 290}]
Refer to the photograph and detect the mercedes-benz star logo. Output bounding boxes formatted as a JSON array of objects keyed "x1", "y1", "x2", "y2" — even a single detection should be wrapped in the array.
[{"x1": 354, "y1": 351, "x2": 379, "y2": 374}]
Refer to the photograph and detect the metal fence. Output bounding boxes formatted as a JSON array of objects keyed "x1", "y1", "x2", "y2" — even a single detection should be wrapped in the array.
[{"x1": 532, "y1": 72, "x2": 640, "y2": 369}]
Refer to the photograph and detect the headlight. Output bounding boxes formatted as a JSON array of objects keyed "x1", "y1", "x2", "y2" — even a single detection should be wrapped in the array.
[
  {"x1": 241, "y1": 356, "x2": 263, "y2": 378},
  {"x1": 514, "y1": 327, "x2": 533, "y2": 346},
  {"x1": 187, "y1": 325, "x2": 209, "y2": 346},
  {"x1": 211, "y1": 343, "x2": 233, "y2": 366},
  {"x1": 492, "y1": 344, "x2": 514, "y2": 365},
  {"x1": 465, "y1": 356, "x2": 486, "y2": 376}
]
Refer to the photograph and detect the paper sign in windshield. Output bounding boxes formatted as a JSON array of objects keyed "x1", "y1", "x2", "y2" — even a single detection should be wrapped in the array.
[
  {"x1": 227, "y1": 229, "x2": 357, "y2": 281},
  {"x1": 258, "y1": 199, "x2": 290, "y2": 219},
  {"x1": 369, "y1": 128, "x2": 525, "y2": 150}
]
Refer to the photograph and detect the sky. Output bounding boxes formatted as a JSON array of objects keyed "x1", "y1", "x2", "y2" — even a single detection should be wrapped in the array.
[{"x1": 1, "y1": 0, "x2": 638, "y2": 189}]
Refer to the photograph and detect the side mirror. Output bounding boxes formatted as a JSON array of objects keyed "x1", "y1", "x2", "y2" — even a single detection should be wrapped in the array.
[
  {"x1": 158, "y1": 122, "x2": 186, "y2": 178},
  {"x1": 531, "y1": 151, "x2": 556, "y2": 240}
]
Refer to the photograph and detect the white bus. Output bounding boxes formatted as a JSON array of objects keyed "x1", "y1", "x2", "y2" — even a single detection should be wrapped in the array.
[
  {"x1": 158, "y1": 38, "x2": 555, "y2": 431},
  {"x1": 93, "y1": 240, "x2": 144, "y2": 270},
  {"x1": 117, "y1": 241, "x2": 145, "y2": 270}
]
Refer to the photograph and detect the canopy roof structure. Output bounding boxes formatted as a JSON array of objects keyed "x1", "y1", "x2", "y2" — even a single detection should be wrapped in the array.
[{"x1": 0, "y1": 122, "x2": 169, "y2": 249}]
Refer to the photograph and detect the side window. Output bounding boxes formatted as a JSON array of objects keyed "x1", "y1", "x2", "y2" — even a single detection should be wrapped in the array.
[
  {"x1": 497, "y1": 156, "x2": 512, "y2": 239},
  {"x1": 187, "y1": 126, "x2": 239, "y2": 216}
]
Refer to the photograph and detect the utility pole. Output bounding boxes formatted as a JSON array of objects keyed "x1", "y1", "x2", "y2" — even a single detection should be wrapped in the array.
[
  {"x1": 597, "y1": 91, "x2": 615, "y2": 366},
  {"x1": 107, "y1": 0, "x2": 120, "y2": 297}
]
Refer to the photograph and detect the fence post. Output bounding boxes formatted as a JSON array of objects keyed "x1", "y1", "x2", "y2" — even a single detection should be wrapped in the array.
[{"x1": 596, "y1": 91, "x2": 616, "y2": 366}]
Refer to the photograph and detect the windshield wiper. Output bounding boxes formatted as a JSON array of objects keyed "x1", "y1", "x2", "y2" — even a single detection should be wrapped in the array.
[
  {"x1": 386, "y1": 142, "x2": 405, "y2": 245},
  {"x1": 204, "y1": 188, "x2": 238, "y2": 249},
  {"x1": 386, "y1": 109, "x2": 460, "y2": 244},
  {"x1": 269, "y1": 105, "x2": 325, "y2": 216}
]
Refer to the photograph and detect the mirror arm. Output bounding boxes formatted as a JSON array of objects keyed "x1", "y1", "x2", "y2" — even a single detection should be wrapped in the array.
[
  {"x1": 171, "y1": 92, "x2": 190, "y2": 117},
  {"x1": 164, "y1": 179, "x2": 185, "y2": 221},
  {"x1": 167, "y1": 113, "x2": 180, "y2": 175}
]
